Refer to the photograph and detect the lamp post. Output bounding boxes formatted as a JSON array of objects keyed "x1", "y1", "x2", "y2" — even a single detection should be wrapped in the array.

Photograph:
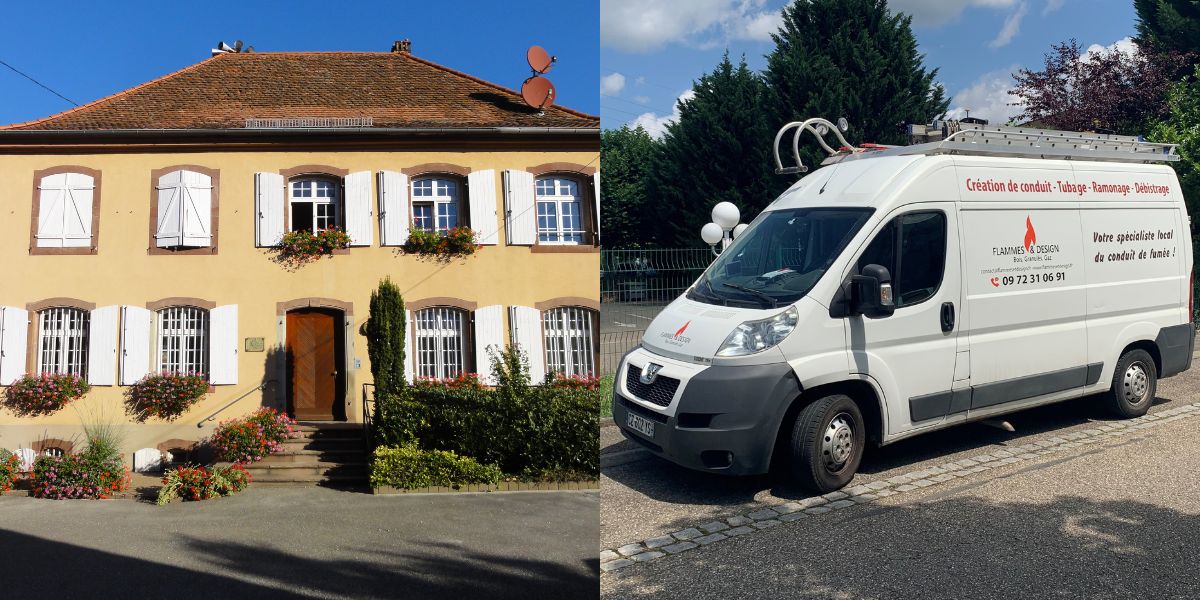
[{"x1": 702, "y1": 201, "x2": 746, "y2": 256}]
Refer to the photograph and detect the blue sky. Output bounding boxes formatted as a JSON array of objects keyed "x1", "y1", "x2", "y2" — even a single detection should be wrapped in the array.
[
  {"x1": 0, "y1": 0, "x2": 599, "y2": 126},
  {"x1": 601, "y1": 0, "x2": 1139, "y2": 135}
]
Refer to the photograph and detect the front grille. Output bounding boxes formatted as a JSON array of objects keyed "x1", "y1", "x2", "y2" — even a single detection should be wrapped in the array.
[
  {"x1": 626, "y1": 365, "x2": 681, "y2": 408},
  {"x1": 618, "y1": 395, "x2": 668, "y2": 424}
]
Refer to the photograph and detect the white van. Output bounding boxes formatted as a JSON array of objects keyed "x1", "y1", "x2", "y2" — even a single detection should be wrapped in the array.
[{"x1": 614, "y1": 118, "x2": 1195, "y2": 492}]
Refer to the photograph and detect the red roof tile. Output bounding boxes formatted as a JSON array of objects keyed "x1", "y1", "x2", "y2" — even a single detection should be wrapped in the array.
[{"x1": 1, "y1": 52, "x2": 598, "y2": 131}]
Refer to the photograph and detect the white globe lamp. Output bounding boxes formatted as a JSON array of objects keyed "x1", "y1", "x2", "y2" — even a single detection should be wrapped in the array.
[
  {"x1": 732, "y1": 223, "x2": 749, "y2": 239},
  {"x1": 700, "y1": 222, "x2": 724, "y2": 246},
  {"x1": 711, "y1": 202, "x2": 740, "y2": 230}
]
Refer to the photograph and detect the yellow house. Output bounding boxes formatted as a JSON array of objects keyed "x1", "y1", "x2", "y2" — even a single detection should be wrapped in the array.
[{"x1": 0, "y1": 45, "x2": 600, "y2": 469}]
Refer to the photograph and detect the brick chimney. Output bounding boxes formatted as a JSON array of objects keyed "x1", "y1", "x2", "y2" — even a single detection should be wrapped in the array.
[{"x1": 391, "y1": 39, "x2": 412, "y2": 54}]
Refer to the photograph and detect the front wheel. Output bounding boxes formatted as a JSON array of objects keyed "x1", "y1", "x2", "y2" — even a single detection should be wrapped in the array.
[
  {"x1": 789, "y1": 394, "x2": 865, "y2": 493},
  {"x1": 1105, "y1": 349, "x2": 1157, "y2": 418}
]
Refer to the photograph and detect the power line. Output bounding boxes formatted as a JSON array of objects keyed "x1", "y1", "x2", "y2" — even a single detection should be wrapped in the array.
[
  {"x1": 600, "y1": 104, "x2": 647, "y2": 118},
  {"x1": 600, "y1": 93, "x2": 674, "y2": 113},
  {"x1": 0, "y1": 59, "x2": 79, "y2": 107}
]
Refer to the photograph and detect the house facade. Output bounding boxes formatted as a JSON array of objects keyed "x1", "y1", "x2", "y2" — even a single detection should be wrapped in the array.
[{"x1": 0, "y1": 47, "x2": 600, "y2": 458}]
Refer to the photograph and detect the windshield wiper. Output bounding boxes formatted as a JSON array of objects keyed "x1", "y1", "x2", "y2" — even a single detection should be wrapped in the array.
[{"x1": 721, "y1": 283, "x2": 778, "y2": 308}]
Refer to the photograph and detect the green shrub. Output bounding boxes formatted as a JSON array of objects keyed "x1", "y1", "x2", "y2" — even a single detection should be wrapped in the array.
[
  {"x1": 366, "y1": 277, "x2": 407, "y2": 396},
  {"x1": 370, "y1": 444, "x2": 502, "y2": 489},
  {"x1": 373, "y1": 383, "x2": 600, "y2": 479}
]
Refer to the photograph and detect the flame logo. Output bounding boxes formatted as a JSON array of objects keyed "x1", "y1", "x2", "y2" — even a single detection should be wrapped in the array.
[
  {"x1": 674, "y1": 321, "x2": 691, "y2": 338},
  {"x1": 1023, "y1": 216, "x2": 1036, "y2": 251}
]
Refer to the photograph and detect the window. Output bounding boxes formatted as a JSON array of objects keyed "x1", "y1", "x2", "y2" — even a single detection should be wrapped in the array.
[
  {"x1": 411, "y1": 177, "x2": 461, "y2": 234},
  {"x1": 856, "y1": 211, "x2": 947, "y2": 308},
  {"x1": 154, "y1": 168, "x2": 214, "y2": 250},
  {"x1": 32, "y1": 170, "x2": 98, "y2": 253},
  {"x1": 413, "y1": 308, "x2": 468, "y2": 379},
  {"x1": 543, "y1": 307, "x2": 596, "y2": 377},
  {"x1": 535, "y1": 177, "x2": 585, "y2": 244},
  {"x1": 289, "y1": 177, "x2": 341, "y2": 232},
  {"x1": 37, "y1": 307, "x2": 90, "y2": 376},
  {"x1": 157, "y1": 306, "x2": 209, "y2": 376}
]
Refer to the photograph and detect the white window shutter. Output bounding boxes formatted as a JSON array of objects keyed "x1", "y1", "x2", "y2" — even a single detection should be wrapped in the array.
[
  {"x1": 35, "y1": 174, "x2": 67, "y2": 247},
  {"x1": 509, "y1": 306, "x2": 545, "y2": 384},
  {"x1": 473, "y1": 305, "x2": 505, "y2": 384},
  {"x1": 155, "y1": 170, "x2": 184, "y2": 247},
  {"x1": 403, "y1": 310, "x2": 415, "y2": 383},
  {"x1": 503, "y1": 169, "x2": 536, "y2": 245},
  {"x1": 120, "y1": 306, "x2": 152, "y2": 385},
  {"x1": 0, "y1": 307, "x2": 29, "y2": 385},
  {"x1": 63, "y1": 173, "x2": 94, "y2": 248},
  {"x1": 378, "y1": 170, "x2": 410, "y2": 246},
  {"x1": 593, "y1": 170, "x2": 601, "y2": 244},
  {"x1": 180, "y1": 170, "x2": 213, "y2": 247},
  {"x1": 467, "y1": 169, "x2": 498, "y2": 245},
  {"x1": 209, "y1": 305, "x2": 238, "y2": 385},
  {"x1": 255, "y1": 172, "x2": 285, "y2": 247},
  {"x1": 87, "y1": 305, "x2": 119, "y2": 386},
  {"x1": 345, "y1": 170, "x2": 373, "y2": 246}
]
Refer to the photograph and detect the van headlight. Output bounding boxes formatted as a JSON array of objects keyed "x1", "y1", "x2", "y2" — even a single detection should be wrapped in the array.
[{"x1": 716, "y1": 306, "x2": 799, "y2": 357}]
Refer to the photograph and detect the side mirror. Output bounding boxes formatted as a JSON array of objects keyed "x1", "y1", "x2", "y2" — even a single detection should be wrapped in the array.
[{"x1": 849, "y1": 264, "x2": 895, "y2": 318}]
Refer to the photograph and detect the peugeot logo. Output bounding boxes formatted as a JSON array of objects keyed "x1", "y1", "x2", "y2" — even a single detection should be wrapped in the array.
[{"x1": 640, "y1": 363, "x2": 663, "y2": 385}]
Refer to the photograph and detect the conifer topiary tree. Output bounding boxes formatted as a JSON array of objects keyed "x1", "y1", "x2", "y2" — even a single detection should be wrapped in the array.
[{"x1": 366, "y1": 277, "x2": 407, "y2": 396}]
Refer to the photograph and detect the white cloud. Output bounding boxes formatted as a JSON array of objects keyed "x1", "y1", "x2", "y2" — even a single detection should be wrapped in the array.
[
  {"x1": 888, "y1": 0, "x2": 1019, "y2": 27},
  {"x1": 1042, "y1": 0, "x2": 1065, "y2": 15},
  {"x1": 634, "y1": 95, "x2": 651, "y2": 104},
  {"x1": 601, "y1": 0, "x2": 782, "y2": 53},
  {"x1": 634, "y1": 76, "x2": 646, "y2": 85},
  {"x1": 944, "y1": 66, "x2": 1024, "y2": 125},
  {"x1": 630, "y1": 90, "x2": 696, "y2": 138},
  {"x1": 989, "y1": 1, "x2": 1028, "y2": 48},
  {"x1": 1083, "y1": 36, "x2": 1137, "y2": 59},
  {"x1": 601, "y1": 72, "x2": 627, "y2": 96}
]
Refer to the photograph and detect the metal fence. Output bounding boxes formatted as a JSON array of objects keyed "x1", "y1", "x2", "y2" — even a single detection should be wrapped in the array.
[{"x1": 599, "y1": 248, "x2": 714, "y2": 375}]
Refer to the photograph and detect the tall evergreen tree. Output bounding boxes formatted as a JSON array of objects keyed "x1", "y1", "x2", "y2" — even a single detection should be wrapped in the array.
[
  {"x1": 599, "y1": 125, "x2": 658, "y2": 248},
  {"x1": 647, "y1": 53, "x2": 781, "y2": 247},
  {"x1": 764, "y1": 0, "x2": 949, "y2": 174},
  {"x1": 1136, "y1": 0, "x2": 1200, "y2": 57},
  {"x1": 366, "y1": 277, "x2": 407, "y2": 396}
]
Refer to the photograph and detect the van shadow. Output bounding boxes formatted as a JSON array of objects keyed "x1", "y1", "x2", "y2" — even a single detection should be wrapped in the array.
[
  {"x1": 606, "y1": 494, "x2": 1200, "y2": 599},
  {"x1": 0, "y1": 530, "x2": 595, "y2": 600},
  {"x1": 603, "y1": 392, "x2": 1181, "y2": 509}
]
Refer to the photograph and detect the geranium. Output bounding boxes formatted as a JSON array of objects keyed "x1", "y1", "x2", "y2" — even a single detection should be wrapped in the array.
[
  {"x1": 156, "y1": 463, "x2": 250, "y2": 505},
  {"x1": 0, "y1": 449, "x2": 20, "y2": 495},
  {"x1": 271, "y1": 227, "x2": 352, "y2": 267},
  {"x1": 124, "y1": 371, "x2": 209, "y2": 422},
  {"x1": 413, "y1": 372, "x2": 485, "y2": 391},
  {"x1": 402, "y1": 226, "x2": 480, "y2": 258},
  {"x1": 30, "y1": 452, "x2": 129, "y2": 500},
  {"x1": 209, "y1": 407, "x2": 299, "y2": 464},
  {"x1": 2, "y1": 373, "x2": 90, "y2": 416},
  {"x1": 546, "y1": 372, "x2": 600, "y2": 390}
]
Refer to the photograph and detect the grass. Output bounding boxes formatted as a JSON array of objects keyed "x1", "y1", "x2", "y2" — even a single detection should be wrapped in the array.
[{"x1": 600, "y1": 374, "x2": 614, "y2": 419}]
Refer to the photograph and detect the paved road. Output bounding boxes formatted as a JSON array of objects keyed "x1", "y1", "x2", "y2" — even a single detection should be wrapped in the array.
[
  {"x1": 602, "y1": 365, "x2": 1200, "y2": 598},
  {"x1": 600, "y1": 301, "x2": 666, "y2": 334},
  {"x1": 0, "y1": 488, "x2": 598, "y2": 600}
]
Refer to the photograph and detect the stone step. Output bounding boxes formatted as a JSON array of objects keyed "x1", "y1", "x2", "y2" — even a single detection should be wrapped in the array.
[
  {"x1": 242, "y1": 462, "x2": 368, "y2": 478},
  {"x1": 249, "y1": 472, "x2": 369, "y2": 486},
  {"x1": 279, "y1": 437, "x2": 365, "y2": 451},
  {"x1": 291, "y1": 428, "x2": 365, "y2": 441},
  {"x1": 258, "y1": 450, "x2": 366, "y2": 464}
]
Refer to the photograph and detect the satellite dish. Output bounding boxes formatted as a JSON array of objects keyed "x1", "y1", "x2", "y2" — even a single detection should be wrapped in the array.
[
  {"x1": 521, "y1": 76, "x2": 556, "y2": 109},
  {"x1": 527, "y1": 46, "x2": 555, "y2": 74}
]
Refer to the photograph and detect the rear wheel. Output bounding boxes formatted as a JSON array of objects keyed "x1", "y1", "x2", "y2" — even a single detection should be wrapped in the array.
[
  {"x1": 789, "y1": 394, "x2": 865, "y2": 493},
  {"x1": 1106, "y1": 349, "x2": 1157, "y2": 418}
]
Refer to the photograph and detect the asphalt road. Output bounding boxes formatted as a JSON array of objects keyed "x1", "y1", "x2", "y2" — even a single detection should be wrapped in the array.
[
  {"x1": 601, "y1": 363, "x2": 1200, "y2": 599},
  {"x1": 0, "y1": 488, "x2": 598, "y2": 600}
]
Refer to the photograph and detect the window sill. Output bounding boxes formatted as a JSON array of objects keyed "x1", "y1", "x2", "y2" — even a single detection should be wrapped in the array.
[
  {"x1": 148, "y1": 246, "x2": 217, "y2": 256},
  {"x1": 530, "y1": 245, "x2": 601, "y2": 254},
  {"x1": 29, "y1": 246, "x2": 97, "y2": 256}
]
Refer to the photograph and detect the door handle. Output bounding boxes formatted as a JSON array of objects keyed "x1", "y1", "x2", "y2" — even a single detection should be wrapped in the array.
[{"x1": 940, "y1": 302, "x2": 955, "y2": 333}]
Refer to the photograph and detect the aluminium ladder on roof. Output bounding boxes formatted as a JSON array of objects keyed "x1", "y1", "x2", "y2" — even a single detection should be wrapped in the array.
[{"x1": 774, "y1": 118, "x2": 1180, "y2": 176}]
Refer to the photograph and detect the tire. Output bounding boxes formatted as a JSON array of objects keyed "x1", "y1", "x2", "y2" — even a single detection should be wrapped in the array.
[
  {"x1": 1105, "y1": 349, "x2": 1157, "y2": 418},
  {"x1": 789, "y1": 394, "x2": 865, "y2": 493}
]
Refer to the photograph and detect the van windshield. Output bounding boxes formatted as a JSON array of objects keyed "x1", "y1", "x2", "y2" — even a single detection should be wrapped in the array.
[{"x1": 689, "y1": 207, "x2": 874, "y2": 308}]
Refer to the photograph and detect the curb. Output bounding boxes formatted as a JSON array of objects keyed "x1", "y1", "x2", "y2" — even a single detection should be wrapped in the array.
[
  {"x1": 600, "y1": 417, "x2": 615, "y2": 428},
  {"x1": 601, "y1": 401, "x2": 1200, "y2": 574},
  {"x1": 374, "y1": 480, "x2": 599, "y2": 495}
]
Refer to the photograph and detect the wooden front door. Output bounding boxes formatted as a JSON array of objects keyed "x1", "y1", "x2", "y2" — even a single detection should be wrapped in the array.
[{"x1": 286, "y1": 309, "x2": 344, "y2": 421}]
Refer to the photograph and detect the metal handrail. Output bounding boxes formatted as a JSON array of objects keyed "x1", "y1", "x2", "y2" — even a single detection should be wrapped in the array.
[
  {"x1": 362, "y1": 383, "x2": 377, "y2": 454},
  {"x1": 196, "y1": 380, "x2": 279, "y2": 428}
]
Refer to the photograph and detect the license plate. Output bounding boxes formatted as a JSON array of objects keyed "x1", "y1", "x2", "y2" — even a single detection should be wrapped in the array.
[{"x1": 626, "y1": 412, "x2": 656, "y2": 438}]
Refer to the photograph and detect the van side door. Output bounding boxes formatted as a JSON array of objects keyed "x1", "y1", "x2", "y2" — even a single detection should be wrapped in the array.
[{"x1": 844, "y1": 203, "x2": 963, "y2": 434}]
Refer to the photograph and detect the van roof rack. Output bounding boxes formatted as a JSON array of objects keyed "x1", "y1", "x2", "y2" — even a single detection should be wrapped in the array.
[{"x1": 774, "y1": 118, "x2": 1179, "y2": 175}]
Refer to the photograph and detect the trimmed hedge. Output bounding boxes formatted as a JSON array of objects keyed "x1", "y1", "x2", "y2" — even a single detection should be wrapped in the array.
[
  {"x1": 370, "y1": 444, "x2": 502, "y2": 489},
  {"x1": 373, "y1": 384, "x2": 600, "y2": 480}
]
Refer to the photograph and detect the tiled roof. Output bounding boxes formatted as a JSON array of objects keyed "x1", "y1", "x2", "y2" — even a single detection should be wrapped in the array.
[{"x1": 0, "y1": 52, "x2": 598, "y2": 131}]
